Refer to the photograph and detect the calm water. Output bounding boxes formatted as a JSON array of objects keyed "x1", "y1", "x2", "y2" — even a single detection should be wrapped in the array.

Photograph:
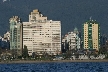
[{"x1": 0, "y1": 62, "x2": 108, "y2": 72}]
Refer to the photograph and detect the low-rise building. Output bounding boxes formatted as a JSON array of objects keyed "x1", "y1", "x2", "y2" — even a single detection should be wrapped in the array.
[{"x1": 62, "y1": 27, "x2": 81, "y2": 53}]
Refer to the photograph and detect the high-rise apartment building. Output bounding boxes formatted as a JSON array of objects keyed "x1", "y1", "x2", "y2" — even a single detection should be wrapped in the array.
[
  {"x1": 83, "y1": 19, "x2": 100, "y2": 51},
  {"x1": 23, "y1": 9, "x2": 61, "y2": 55},
  {"x1": 9, "y1": 16, "x2": 23, "y2": 56},
  {"x1": 74, "y1": 28, "x2": 81, "y2": 50}
]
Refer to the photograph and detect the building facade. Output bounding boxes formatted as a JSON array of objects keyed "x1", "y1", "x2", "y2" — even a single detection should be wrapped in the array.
[
  {"x1": 68, "y1": 32, "x2": 77, "y2": 50},
  {"x1": 62, "y1": 28, "x2": 81, "y2": 52},
  {"x1": 100, "y1": 35, "x2": 107, "y2": 46},
  {"x1": 83, "y1": 19, "x2": 100, "y2": 51},
  {"x1": 1, "y1": 31, "x2": 10, "y2": 50},
  {"x1": 4, "y1": 31, "x2": 10, "y2": 41},
  {"x1": 9, "y1": 16, "x2": 23, "y2": 56},
  {"x1": 23, "y1": 9, "x2": 61, "y2": 55},
  {"x1": 73, "y1": 27, "x2": 81, "y2": 49}
]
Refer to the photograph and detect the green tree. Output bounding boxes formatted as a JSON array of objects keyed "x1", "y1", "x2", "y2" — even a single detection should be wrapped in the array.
[
  {"x1": 99, "y1": 46, "x2": 107, "y2": 54},
  {"x1": 22, "y1": 45, "x2": 28, "y2": 58},
  {"x1": 0, "y1": 47, "x2": 2, "y2": 54},
  {"x1": 65, "y1": 50, "x2": 72, "y2": 58}
]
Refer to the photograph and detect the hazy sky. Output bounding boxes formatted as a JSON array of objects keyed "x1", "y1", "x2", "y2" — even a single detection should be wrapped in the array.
[{"x1": 0, "y1": 0, "x2": 108, "y2": 35}]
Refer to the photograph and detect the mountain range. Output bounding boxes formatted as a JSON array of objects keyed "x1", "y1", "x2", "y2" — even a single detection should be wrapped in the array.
[{"x1": 0, "y1": 0, "x2": 108, "y2": 36}]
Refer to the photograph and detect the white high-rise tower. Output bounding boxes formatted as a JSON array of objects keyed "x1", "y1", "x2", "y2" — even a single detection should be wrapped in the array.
[{"x1": 23, "y1": 9, "x2": 61, "y2": 55}]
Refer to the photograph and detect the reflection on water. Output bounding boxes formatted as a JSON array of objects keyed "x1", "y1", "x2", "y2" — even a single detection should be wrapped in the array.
[{"x1": 0, "y1": 62, "x2": 108, "y2": 72}]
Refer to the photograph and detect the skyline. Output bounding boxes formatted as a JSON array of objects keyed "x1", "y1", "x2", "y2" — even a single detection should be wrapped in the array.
[{"x1": 0, "y1": 0, "x2": 108, "y2": 36}]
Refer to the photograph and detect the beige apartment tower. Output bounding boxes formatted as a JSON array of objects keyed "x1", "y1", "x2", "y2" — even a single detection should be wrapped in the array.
[{"x1": 83, "y1": 19, "x2": 100, "y2": 51}]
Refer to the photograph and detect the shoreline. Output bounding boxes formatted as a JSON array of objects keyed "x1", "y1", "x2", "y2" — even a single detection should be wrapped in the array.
[{"x1": 0, "y1": 59, "x2": 108, "y2": 64}]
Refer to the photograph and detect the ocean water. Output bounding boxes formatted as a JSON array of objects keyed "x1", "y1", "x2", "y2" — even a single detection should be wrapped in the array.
[{"x1": 0, "y1": 62, "x2": 108, "y2": 72}]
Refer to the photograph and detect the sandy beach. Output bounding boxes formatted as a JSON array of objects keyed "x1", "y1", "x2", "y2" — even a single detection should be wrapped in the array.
[{"x1": 0, "y1": 59, "x2": 108, "y2": 64}]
